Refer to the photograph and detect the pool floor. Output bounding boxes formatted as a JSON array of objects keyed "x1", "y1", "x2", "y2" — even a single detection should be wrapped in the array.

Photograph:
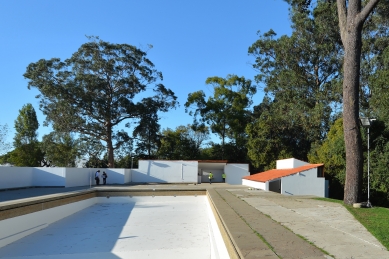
[{"x1": 0, "y1": 196, "x2": 228, "y2": 259}]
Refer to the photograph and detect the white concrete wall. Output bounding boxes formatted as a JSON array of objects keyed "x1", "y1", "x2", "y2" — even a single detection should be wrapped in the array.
[
  {"x1": 276, "y1": 158, "x2": 308, "y2": 169},
  {"x1": 65, "y1": 168, "x2": 93, "y2": 187},
  {"x1": 242, "y1": 179, "x2": 268, "y2": 190},
  {"x1": 0, "y1": 167, "x2": 130, "y2": 190},
  {"x1": 281, "y1": 168, "x2": 327, "y2": 197},
  {"x1": 0, "y1": 197, "x2": 98, "y2": 248},
  {"x1": 224, "y1": 164, "x2": 249, "y2": 185},
  {"x1": 124, "y1": 169, "x2": 131, "y2": 183},
  {"x1": 0, "y1": 167, "x2": 33, "y2": 189},
  {"x1": 33, "y1": 167, "x2": 66, "y2": 187},
  {"x1": 132, "y1": 160, "x2": 198, "y2": 183}
]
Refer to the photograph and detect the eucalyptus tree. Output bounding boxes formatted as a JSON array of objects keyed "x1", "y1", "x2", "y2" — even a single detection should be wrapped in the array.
[
  {"x1": 247, "y1": 1, "x2": 343, "y2": 169},
  {"x1": 185, "y1": 75, "x2": 256, "y2": 160},
  {"x1": 336, "y1": 0, "x2": 381, "y2": 204},
  {"x1": 24, "y1": 37, "x2": 177, "y2": 168}
]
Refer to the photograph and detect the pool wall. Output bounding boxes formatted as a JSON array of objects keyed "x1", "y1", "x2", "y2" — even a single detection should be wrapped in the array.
[{"x1": 0, "y1": 189, "x2": 239, "y2": 258}]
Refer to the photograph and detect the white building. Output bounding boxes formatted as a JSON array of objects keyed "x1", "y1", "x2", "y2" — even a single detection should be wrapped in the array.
[
  {"x1": 242, "y1": 158, "x2": 329, "y2": 197},
  {"x1": 131, "y1": 160, "x2": 249, "y2": 185}
]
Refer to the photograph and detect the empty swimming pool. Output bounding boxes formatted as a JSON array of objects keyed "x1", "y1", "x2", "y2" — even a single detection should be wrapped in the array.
[{"x1": 0, "y1": 196, "x2": 229, "y2": 259}]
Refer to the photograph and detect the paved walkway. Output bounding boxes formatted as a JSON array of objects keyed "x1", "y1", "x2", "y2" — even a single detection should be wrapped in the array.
[{"x1": 0, "y1": 184, "x2": 388, "y2": 259}]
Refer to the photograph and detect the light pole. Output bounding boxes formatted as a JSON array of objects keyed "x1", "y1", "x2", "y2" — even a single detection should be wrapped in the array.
[
  {"x1": 131, "y1": 156, "x2": 134, "y2": 169},
  {"x1": 360, "y1": 117, "x2": 376, "y2": 208}
]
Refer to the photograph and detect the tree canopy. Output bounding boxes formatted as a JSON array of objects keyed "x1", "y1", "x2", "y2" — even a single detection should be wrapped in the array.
[
  {"x1": 185, "y1": 74, "x2": 256, "y2": 160},
  {"x1": 24, "y1": 37, "x2": 177, "y2": 167}
]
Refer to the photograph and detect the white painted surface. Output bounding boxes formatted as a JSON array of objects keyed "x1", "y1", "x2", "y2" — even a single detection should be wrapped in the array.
[
  {"x1": 124, "y1": 169, "x2": 131, "y2": 183},
  {"x1": 0, "y1": 196, "x2": 229, "y2": 259},
  {"x1": 242, "y1": 179, "x2": 267, "y2": 190},
  {"x1": 276, "y1": 158, "x2": 308, "y2": 169},
  {"x1": 0, "y1": 198, "x2": 97, "y2": 248},
  {"x1": 33, "y1": 167, "x2": 66, "y2": 186},
  {"x1": 281, "y1": 168, "x2": 327, "y2": 197},
  {"x1": 65, "y1": 168, "x2": 92, "y2": 187},
  {"x1": 0, "y1": 167, "x2": 130, "y2": 189},
  {"x1": 0, "y1": 167, "x2": 33, "y2": 189},
  {"x1": 224, "y1": 164, "x2": 249, "y2": 185},
  {"x1": 132, "y1": 160, "x2": 198, "y2": 183}
]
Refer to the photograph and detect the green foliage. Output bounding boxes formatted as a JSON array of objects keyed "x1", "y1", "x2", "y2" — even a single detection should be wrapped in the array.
[
  {"x1": 78, "y1": 137, "x2": 107, "y2": 168},
  {"x1": 133, "y1": 102, "x2": 160, "y2": 159},
  {"x1": 41, "y1": 132, "x2": 80, "y2": 167},
  {"x1": 9, "y1": 104, "x2": 43, "y2": 167},
  {"x1": 308, "y1": 118, "x2": 345, "y2": 199},
  {"x1": 158, "y1": 126, "x2": 199, "y2": 160},
  {"x1": 247, "y1": 1, "x2": 344, "y2": 171},
  {"x1": 185, "y1": 74, "x2": 255, "y2": 160},
  {"x1": 9, "y1": 142, "x2": 44, "y2": 167},
  {"x1": 13, "y1": 104, "x2": 39, "y2": 147},
  {"x1": 24, "y1": 36, "x2": 177, "y2": 167},
  {"x1": 367, "y1": 120, "x2": 389, "y2": 207}
]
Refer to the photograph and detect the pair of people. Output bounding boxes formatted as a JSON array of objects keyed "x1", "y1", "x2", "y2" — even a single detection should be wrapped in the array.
[
  {"x1": 95, "y1": 170, "x2": 108, "y2": 185},
  {"x1": 208, "y1": 172, "x2": 226, "y2": 184}
]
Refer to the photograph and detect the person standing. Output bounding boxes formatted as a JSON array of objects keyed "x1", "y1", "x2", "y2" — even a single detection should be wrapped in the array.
[
  {"x1": 95, "y1": 170, "x2": 100, "y2": 185},
  {"x1": 222, "y1": 173, "x2": 226, "y2": 183},
  {"x1": 102, "y1": 171, "x2": 108, "y2": 185},
  {"x1": 209, "y1": 172, "x2": 213, "y2": 184}
]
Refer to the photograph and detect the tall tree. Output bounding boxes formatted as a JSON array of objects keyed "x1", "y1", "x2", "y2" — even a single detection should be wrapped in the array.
[
  {"x1": 24, "y1": 37, "x2": 177, "y2": 168},
  {"x1": 337, "y1": 0, "x2": 380, "y2": 204},
  {"x1": 11, "y1": 104, "x2": 43, "y2": 166},
  {"x1": 247, "y1": 0, "x2": 343, "y2": 169},
  {"x1": 185, "y1": 75, "x2": 256, "y2": 160},
  {"x1": 13, "y1": 103, "x2": 39, "y2": 147}
]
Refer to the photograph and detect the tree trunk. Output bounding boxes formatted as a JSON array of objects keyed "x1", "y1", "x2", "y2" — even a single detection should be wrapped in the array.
[
  {"x1": 107, "y1": 125, "x2": 115, "y2": 168},
  {"x1": 337, "y1": 0, "x2": 380, "y2": 205},
  {"x1": 342, "y1": 26, "x2": 363, "y2": 205}
]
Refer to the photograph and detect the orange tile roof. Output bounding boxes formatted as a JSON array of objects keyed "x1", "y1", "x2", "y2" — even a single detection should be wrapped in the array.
[{"x1": 244, "y1": 164, "x2": 324, "y2": 183}]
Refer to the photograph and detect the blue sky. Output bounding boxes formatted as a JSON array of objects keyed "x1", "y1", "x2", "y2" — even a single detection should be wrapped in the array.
[{"x1": 0, "y1": 0, "x2": 291, "y2": 147}]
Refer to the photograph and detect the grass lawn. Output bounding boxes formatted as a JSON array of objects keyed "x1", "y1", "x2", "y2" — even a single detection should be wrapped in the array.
[{"x1": 315, "y1": 198, "x2": 389, "y2": 250}]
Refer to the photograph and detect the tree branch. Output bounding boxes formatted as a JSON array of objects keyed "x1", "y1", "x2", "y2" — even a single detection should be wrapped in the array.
[
  {"x1": 357, "y1": 0, "x2": 380, "y2": 26},
  {"x1": 337, "y1": 0, "x2": 347, "y2": 45}
]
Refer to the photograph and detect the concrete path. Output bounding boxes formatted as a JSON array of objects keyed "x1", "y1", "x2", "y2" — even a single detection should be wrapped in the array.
[
  {"x1": 228, "y1": 188, "x2": 389, "y2": 259},
  {"x1": 213, "y1": 189, "x2": 329, "y2": 259}
]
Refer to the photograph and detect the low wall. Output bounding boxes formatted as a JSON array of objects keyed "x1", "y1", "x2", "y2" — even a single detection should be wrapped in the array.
[
  {"x1": 0, "y1": 167, "x2": 130, "y2": 190},
  {"x1": 0, "y1": 167, "x2": 33, "y2": 189},
  {"x1": 34, "y1": 167, "x2": 66, "y2": 187}
]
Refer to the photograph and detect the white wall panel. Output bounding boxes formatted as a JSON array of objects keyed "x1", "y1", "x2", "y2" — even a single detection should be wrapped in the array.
[
  {"x1": 281, "y1": 168, "x2": 326, "y2": 197},
  {"x1": 224, "y1": 164, "x2": 249, "y2": 185},
  {"x1": 0, "y1": 167, "x2": 33, "y2": 189},
  {"x1": 132, "y1": 160, "x2": 197, "y2": 183},
  {"x1": 33, "y1": 167, "x2": 65, "y2": 187},
  {"x1": 276, "y1": 158, "x2": 308, "y2": 169}
]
